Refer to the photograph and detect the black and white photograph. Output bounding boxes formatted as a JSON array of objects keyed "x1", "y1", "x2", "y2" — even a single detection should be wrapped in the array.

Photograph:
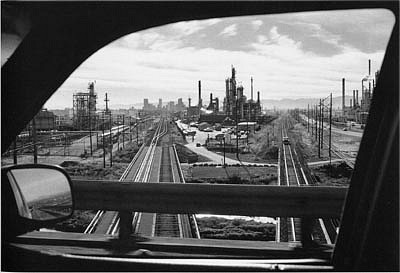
[{"x1": 2, "y1": 1, "x2": 399, "y2": 271}]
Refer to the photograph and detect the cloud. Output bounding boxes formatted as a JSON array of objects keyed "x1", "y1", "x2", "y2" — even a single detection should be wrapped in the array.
[
  {"x1": 220, "y1": 24, "x2": 237, "y2": 37},
  {"x1": 172, "y1": 18, "x2": 222, "y2": 36},
  {"x1": 251, "y1": 20, "x2": 263, "y2": 30},
  {"x1": 44, "y1": 10, "x2": 393, "y2": 109}
]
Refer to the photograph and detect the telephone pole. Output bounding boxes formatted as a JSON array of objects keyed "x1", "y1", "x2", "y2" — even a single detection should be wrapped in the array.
[
  {"x1": 122, "y1": 115, "x2": 125, "y2": 148},
  {"x1": 307, "y1": 104, "x2": 309, "y2": 132},
  {"x1": 321, "y1": 100, "x2": 324, "y2": 150},
  {"x1": 136, "y1": 113, "x2": 139, "y2": 144},
  {"x1": 117, "y1": 116, "x2": 120, "y2": 150},
  {"x1": 102, "y1": 114, "x2": 106, "y2": 168},
  {"x1": 318, "y1": 100, "x2": 321, "y2": 158},
  {"x1": 129, "y1": 116, "x2": 132, "y2": 143},
  {"x1": 88, "y1": 99, "x2": 93, "y2": 156},
  {"x1": 109, "y1": 113, "x2": 113, "y2": 167},
  {"x1": 329, "y1": 93, "x2": 332, "y2": 164},
  {"x1": 32, "y1": 116, "x2": 38, "y2": 164},
  {"x1": 315, "y1": 105, "x2": 318, "y2": 141}
]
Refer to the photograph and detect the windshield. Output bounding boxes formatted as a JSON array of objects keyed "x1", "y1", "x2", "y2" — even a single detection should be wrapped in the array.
[{"x1": 2, "y1": 8, "x2": 395, "y2": 245}]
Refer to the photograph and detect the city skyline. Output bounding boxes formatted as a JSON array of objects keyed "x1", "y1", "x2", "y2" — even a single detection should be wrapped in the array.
[{"x1": 43, "y1": 9, "x2": 394, "y2": 109}]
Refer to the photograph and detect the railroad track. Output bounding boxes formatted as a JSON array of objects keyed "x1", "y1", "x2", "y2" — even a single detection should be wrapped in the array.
[
  {"x1": 85, "y1": 119, "x2": 166, "y2": 235},
  {"x1": 86, "y1": 118, "x2": 198, "y2": 238},
  {"x1": 132, "y1": 119, "x2": 196, "y2": 238},
  {"x1": 278, "y1": 116, "x2": 337, "y2": 244}
]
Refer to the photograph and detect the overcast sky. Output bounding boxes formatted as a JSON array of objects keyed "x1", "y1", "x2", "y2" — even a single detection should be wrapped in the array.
[{"x1": 43, "y1": 9, "x2": 394, "y2": 109}]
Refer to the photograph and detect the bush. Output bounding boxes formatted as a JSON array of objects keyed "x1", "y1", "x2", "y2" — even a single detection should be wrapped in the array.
[{"x1": 197, "y1": 217, "x2": 276, "y2": 241}]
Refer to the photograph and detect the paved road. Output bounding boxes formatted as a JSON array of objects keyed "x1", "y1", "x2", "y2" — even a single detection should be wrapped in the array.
[{"x1": 176, "y1": 120, "x2": 277, "y2": 167}]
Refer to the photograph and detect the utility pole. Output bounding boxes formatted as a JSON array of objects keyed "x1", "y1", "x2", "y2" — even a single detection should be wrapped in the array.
[
  {"x1": 223, "y1": 137, "x2": 226, "y2": 167},
  {"x1": 122, "y1": 115, "x2": 125, "y2": 148},
  {"x1": 315, "y1": 105, "x2": 318, "y2": 141},
  {"x1": 129, "y1": 116, "x2": 132, "y2": 143},
  {"x1": 311, "y1": 106, "x2": 314, "y2": 136},
  {"x1": 321, "y1": 100, "x2": 324, "y2": 150},
  {"x1": 235, "y1": 94, "x2": 239, "y2": 159},
  {"x1": 246, "y1": 107, "x2": 249, "y2": 146},
  {"x1": 88, "y1": 100, "x2": 93, "y2": 156},
  {"x1": 64, "y1": 133, "x2": 67, "y2": 156},
  {"x1": 117, "y1": 116, "x2": 120, "y2": 150},
  {"x1": 32, "y1": 116, "x2": 38, "y2": 164},
  {"x1": 318, "y1": 101, "x2": 321, "y2": 158},
  {"x1": 102, "y1": 115, "x2": 106, "y2": 168},
  {"x1": 109, "y1": 113, "x2": 113, "y2": 167},
  {"x1": 307, "y1": 104, "x2": 309, "y2": 132},
  {"x1": 329, "y1": 93, "x2": 332, "y2": 164},
  {"x1": 136, "y1": 113, "x2": 139, "y2": 145}
]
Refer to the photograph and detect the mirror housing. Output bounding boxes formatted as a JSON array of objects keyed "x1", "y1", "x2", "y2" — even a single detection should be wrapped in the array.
[{"x1": 1, "y1": 164, "x2": 74, "y2": 239}]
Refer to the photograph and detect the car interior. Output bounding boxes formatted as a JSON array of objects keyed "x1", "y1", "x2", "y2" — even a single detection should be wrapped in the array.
[{"x1": 1, "y1": 1, "x2": 398, "y2": 271}]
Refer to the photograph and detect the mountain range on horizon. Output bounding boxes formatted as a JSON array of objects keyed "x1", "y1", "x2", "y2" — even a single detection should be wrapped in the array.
[
  {"x1": 104, "y1": 96, "x2": 356, "y2": 110},
  {"x1": 47, "y1": 96, "x2": 357, "y2": 111}
]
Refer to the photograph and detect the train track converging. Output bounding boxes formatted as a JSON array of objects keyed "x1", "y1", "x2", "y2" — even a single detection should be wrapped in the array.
[
  {"x1": 278, "y1": 116, "x2": 338, "y2": 245},
  {"x1": 85, "y1": 118, "x2": 198, "y2": 238}
]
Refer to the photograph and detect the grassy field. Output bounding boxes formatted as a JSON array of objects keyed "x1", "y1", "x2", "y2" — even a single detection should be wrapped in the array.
[
  {"x1": 182, "y1": 165, "x2": 277, "y2": 185},
  {"x1": 196, "y1": 216, "x2": 276, "y2": 241},
  {"x1": 310, "y1": 162, "x2": 352, "y2": 187}
]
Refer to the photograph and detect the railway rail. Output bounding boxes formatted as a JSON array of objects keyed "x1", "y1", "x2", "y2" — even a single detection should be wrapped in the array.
[
  {"x1": 86, "y1": 118, "x2": 197, "y2": 239},
  {"x1": 85, "y1": 120, "x2": 166, "y2": 235},
  {"x1": 279, "y1": 116, "x2": 338, "y2": 244}
]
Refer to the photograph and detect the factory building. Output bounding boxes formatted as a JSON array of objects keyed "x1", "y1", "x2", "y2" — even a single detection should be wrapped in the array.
[
  {"x1": 223, "y1": 66, "x2": 262, "y2": 121},
  {"x1": 206, "y1": 93, "x2": 219, "y2": 113},
  {"x1": 342, "y1": 60, "x2": 378, "y2": 124},
  {"x1": 29, "y1": 108, "x2": 56, "y2": 131},
  {"x1": 72, "y1": 82, "x2": 98, "y2": 130}
]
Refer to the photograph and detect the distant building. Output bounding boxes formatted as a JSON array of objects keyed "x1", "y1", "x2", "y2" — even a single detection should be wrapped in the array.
[
  {"x1": 143, "y1": 98, "x2": 156, "y2": 111},
  {"x1": 223, "y1": 66, "x2": 261, "y2": 121},
  {"x1": 72, "y1": 82, "x2": 97, "y2": 130},
  {"x1": 176, "y1": 98, "x2": 185, "y2": 111},
  {"x1": 30, "y1": 108, "x2": 56, "y2": 131},
  {"x1": 206, "y1": 93, "x2": 219, "y2": 113},
  {"x1": 158, "y1": 98, "x2": 162, "y2": 110}
]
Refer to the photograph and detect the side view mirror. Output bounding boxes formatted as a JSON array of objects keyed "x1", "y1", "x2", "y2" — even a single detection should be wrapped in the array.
[{"x1": 2, "y1": 164, "x2": 74, "y2": 237}]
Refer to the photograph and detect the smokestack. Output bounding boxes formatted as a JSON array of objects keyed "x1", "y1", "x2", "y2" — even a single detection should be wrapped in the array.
[
  {"x1": 198, "y1": 80, "x2": 202, "y2": 107},
  {"x1": 368, "y1": 59, "x2": 371, "y2": 76},
  {"x1": 188, "y1": 98, "x2": 191, "y2": 107},
  {"x1": 257, "y1": 91, "x2": 260, "y2": 104},
  {"x1": 353, "y1": 90, "x2": 355, "y2": 108},
  {"x1": 251, "y1": 77, "x2": 254, "y2": 101},
  {"x1": 350, "y1": 99, "x2": 352, "y2": 109},
  {"x1": 210, "y1": 93, "x2": 213, "y2": 103},
  {"x1": 356, "y1": 90, "x2": 359, "y2": 106},
  {"x1": 342, "y1": 78, "x2": 345, "y2": 110}
]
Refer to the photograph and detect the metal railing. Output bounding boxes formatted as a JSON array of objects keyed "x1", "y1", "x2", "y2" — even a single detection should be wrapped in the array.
[{"x1": 73, "y1": 179, "x2": 346, "y2": 220}]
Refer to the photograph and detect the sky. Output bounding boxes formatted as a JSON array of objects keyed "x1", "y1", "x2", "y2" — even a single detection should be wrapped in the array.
[{"x1": 42, "y1": 8, "x2": 395, "y2": 109}]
